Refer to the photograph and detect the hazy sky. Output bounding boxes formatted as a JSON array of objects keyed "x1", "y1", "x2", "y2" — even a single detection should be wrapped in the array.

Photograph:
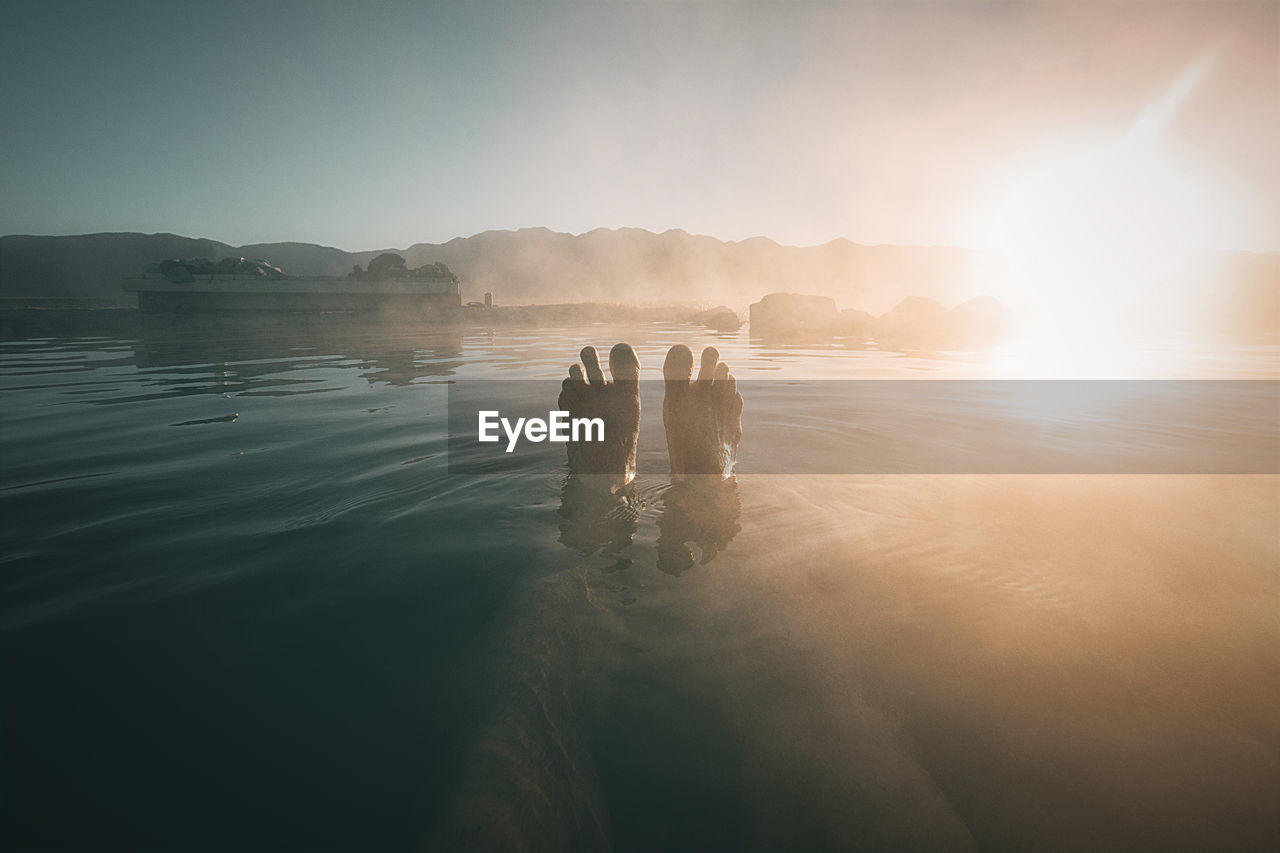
[{"x1": 2, "y1": 0, "x2": 1276, "y2": 250}]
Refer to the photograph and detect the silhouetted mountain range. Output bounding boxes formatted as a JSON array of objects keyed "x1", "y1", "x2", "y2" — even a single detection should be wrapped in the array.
[
  {"x1": 1, "y1": 228, "x2": 1275, "y2": 339},
  {"x1": 0, "y1": 228, "x2": 984, "y2": 314}
]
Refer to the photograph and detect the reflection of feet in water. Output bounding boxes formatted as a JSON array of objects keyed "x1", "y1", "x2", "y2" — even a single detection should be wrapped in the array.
[
  {"x1": 557, "y1": 343, "x2": 641, "y2": 493},
  {"x1": 662, "y1": 345, "x2": 743, "y2": 479},
  {"x1": 657, "y1": 478, "x2": 742, "y2": 576},
  {"x1": 557, "y1": 477, "x2": 643, "y2": 569},
  {"x1": 556, "y1": 342, "x2": 744, "y2": 571}
]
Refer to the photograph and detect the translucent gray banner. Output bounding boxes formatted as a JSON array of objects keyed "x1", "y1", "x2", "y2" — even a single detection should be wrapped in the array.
[{"x1": 447, "y1": 380, "x2": 1279, "y2": 474}]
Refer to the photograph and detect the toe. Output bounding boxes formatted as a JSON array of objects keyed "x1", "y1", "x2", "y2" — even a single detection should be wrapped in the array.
[
  {"x1": 609, "y1": 342, "x2": 641, "y2": 381},
  {"x1": 664, "y1": 344, "x2": 694, "y2": 385},
  {"x1": 569, "y1": 362, "x2": 586, "y2": 388},
  {"x1": 697, "y1": 347, "x2": 720, "y2": 383},
  {"x1": 713, "y1": 362, "x2": 730, "y2": 384},
  {"x1": 581, "y1": 346, "x2": 606, "y2": 386}
]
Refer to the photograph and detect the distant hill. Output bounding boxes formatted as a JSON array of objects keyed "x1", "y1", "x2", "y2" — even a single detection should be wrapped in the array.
[
  {"x1": 1, "y1": 233, "x2": 235, "y2": 305},
  {"x1": 391, "y1": 228, "x2": 987, "y2": 315},
  {"x1": 0, "y1": 228, "x2": 984, "y2": 314},
  {"x1": 1, "y1": 228, "x2": 1275, "y2": 339}
]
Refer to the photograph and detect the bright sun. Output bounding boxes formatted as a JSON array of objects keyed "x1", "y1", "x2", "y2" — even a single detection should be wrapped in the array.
[{"x1": 981, "y1": 50, "x2": 1227, "y2": 377}]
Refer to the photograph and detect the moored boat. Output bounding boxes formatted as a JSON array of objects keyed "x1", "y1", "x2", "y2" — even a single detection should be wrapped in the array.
[{"x1": 123, "y1": 253, "x2": 461, "y2": 314}]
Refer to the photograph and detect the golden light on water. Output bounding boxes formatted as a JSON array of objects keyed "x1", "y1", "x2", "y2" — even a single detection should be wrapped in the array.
[{"x1": 984, "y1": 335, "x2": 1200, "y2": 379}]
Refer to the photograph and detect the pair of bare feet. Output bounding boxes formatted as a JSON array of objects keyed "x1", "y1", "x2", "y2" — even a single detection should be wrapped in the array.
[{"x1": 556, "y1": 343, "x2": 743, "y2": 491}]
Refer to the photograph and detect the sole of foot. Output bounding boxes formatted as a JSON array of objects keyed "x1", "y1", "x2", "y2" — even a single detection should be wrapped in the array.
[
  {"x1": 662, "y1": 344, "x2": 743, "y2": 480},
  {"x1": 557, "y1": 343, "x2": 641, "y2": 492}
]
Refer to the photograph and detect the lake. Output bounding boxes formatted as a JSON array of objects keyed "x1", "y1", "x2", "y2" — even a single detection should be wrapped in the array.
[{"x1": 2, "y1": 321, "x2": 1277, "y2": 851}]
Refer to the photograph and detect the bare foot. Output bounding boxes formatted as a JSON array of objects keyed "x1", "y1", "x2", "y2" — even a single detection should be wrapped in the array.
[
  {"x1": 557, "y1": 343, "x2": 641, "y2": 492},
  {"x1": 662, "y1": 345, "x2": 743, "y2": 479}
]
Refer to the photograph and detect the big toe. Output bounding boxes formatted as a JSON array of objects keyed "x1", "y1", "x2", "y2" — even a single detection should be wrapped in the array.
[
  {"x1": 664, "y1": 344, "x2": 694, "y2": 383},
  {"x1": 609, "y1": 342, "x2": 641, "y2": 381}
]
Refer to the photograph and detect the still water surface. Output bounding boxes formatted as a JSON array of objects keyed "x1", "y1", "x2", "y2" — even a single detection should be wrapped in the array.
[{"x1": 2, "y1": 323, "x2": 1277, "y2": 850}]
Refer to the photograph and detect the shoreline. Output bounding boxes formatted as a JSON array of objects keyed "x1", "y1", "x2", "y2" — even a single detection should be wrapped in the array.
[{"x1": 0, "y1": 301, "x2": 738, "y2": 341}]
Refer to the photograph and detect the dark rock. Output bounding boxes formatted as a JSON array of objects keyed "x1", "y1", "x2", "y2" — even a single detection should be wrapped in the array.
[
  {"x1": 694, "y1": 305, "x2": 741, "y2": 332},
  {"x1": 748, "y1": 292, "x2": 840, "y2": 337},
  {"x1": 747, "y1": 290, "x2": 1009, "y2": 349}
]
